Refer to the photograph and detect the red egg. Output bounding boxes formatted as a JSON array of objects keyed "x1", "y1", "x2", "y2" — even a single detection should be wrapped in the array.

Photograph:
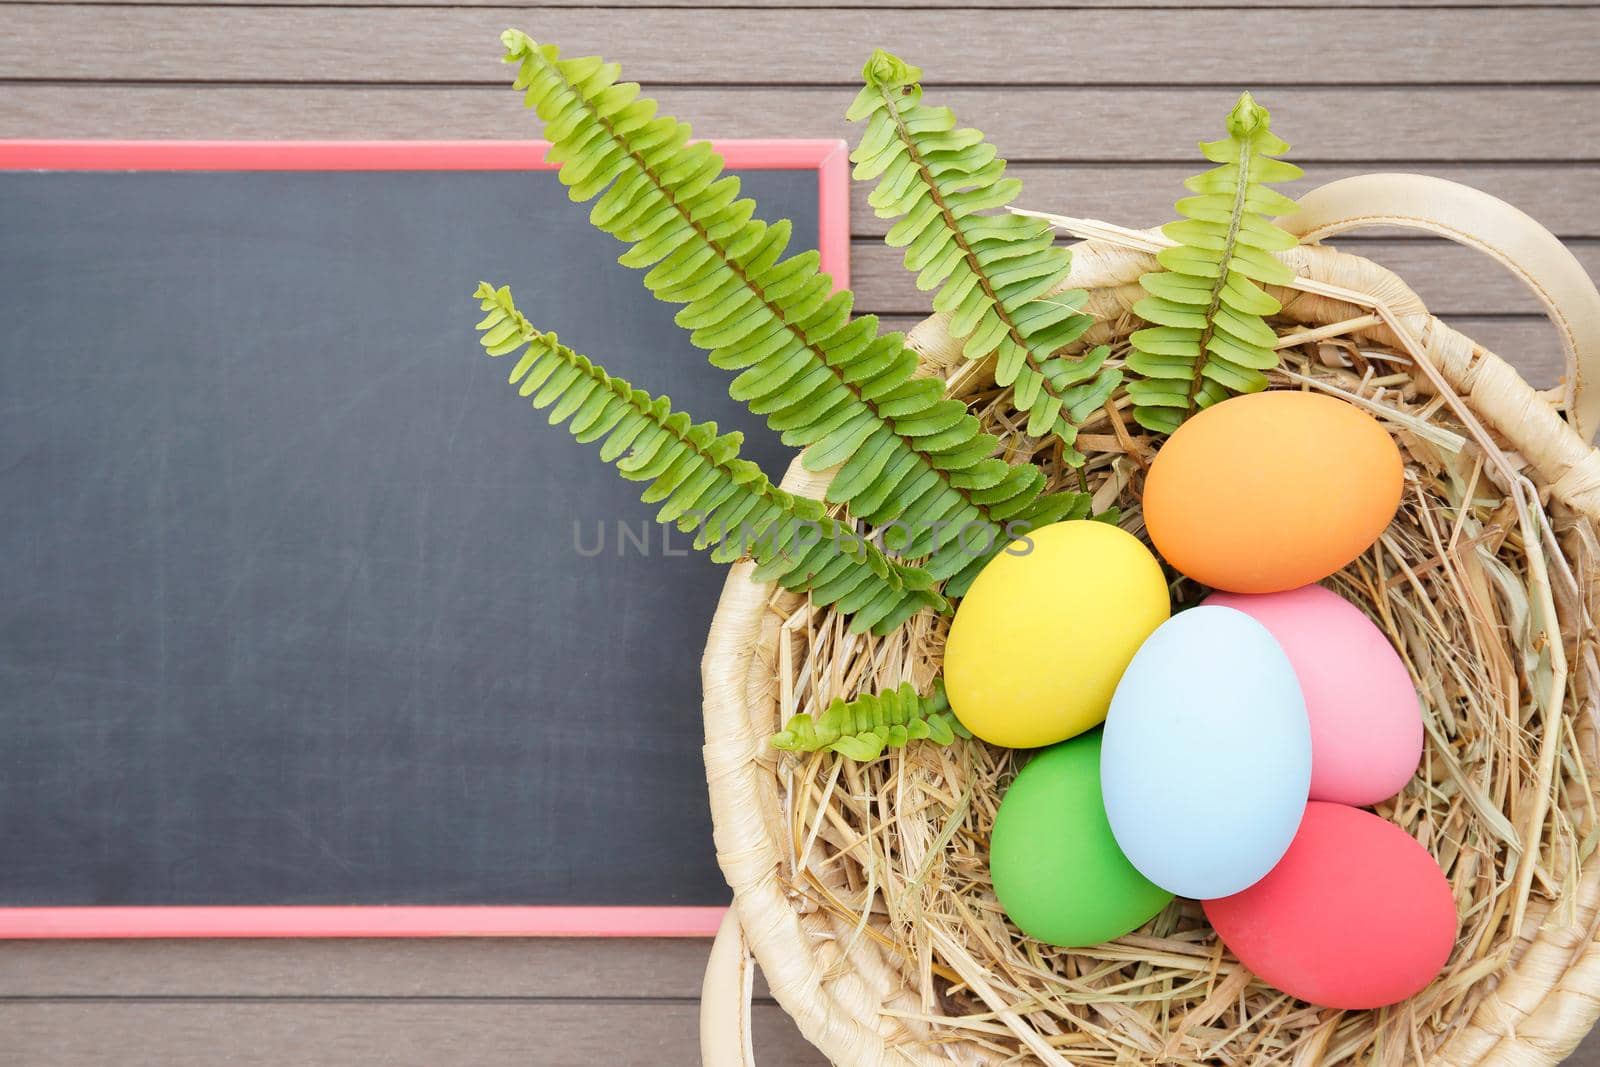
[{"x1": 1202, "y1": 802, "x2": 1455, "y2": 1010}]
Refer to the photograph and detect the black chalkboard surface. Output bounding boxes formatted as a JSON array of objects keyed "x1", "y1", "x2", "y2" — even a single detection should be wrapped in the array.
[{"x1": 0, "y1": 144, "x2": 838, "y2": 925}]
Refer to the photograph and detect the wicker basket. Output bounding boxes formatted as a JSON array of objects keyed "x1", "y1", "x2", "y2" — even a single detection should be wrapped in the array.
[{"x1": 700, "y1": 174, "x2": 1600, "y2": 1066}]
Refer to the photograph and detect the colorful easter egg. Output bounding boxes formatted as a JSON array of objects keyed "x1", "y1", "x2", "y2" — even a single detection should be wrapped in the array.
[
  {"x1": 1203, "y1": 801, "x2": 1456, "y2": 1009},
  {"x1": 1101, "y1": 605, "x2": 1311, "y2": 898},
  {"x1": 1207, "y1": 585, "x2": 1422, "y2": 805},
  {"x1": 944, "y1": 520, "x2": 1170, "y2": 749},
  {"x1": 990, "y1": 730, "x2": 1174, "y2": 947},
  {"x1": 1142, "y1": 391, "x2": 1404, "y2": 593}
]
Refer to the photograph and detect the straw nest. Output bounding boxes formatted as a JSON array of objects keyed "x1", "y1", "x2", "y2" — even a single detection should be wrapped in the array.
[{"x1": 723, "y1": 235, "x2": 1600, "y2": 1064}]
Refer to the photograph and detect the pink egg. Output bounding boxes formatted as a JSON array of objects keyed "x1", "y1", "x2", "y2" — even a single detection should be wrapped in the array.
[
  {"x1": 1204, "y1": 584, "x2": 1421, "y2": 806},
  {"x1": 1203, "y1": 802, "x2": 1456, "y2": 1009}
]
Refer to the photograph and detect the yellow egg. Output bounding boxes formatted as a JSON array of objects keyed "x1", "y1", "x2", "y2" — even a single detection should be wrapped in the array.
[{"x1": 944, "y1": 521, "x2": 1170, "y2": 748}]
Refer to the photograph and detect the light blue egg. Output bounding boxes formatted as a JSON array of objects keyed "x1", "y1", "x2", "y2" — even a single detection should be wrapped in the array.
[{"x1": 1100, "y1": 605, "x2": 1311, "y2": 899}]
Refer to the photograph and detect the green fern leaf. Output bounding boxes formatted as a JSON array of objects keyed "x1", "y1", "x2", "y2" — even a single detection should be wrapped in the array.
[
  {"x1": 770, "y1": 679, "x2": 969, "y2": 761},
  {"x1": 847, "y1": 50, "x2": 1120, "y2": 465},
  {"x1": 475, "y1": 281, "x2": 946, "y2": 634},
  {"x1": 499, "y1": 31, "x2": 1091, "y2": 596},
  {"x1": 1126, "y1": 91, "x2": 1304, "y2": 434}
]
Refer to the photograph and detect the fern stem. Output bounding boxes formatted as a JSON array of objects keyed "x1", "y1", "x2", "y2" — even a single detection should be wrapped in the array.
[
  {"x1": 870, "y1": 78, "x2": 1078, "y2": 429},
  {"x1": 1184, "y1": 131, "x2": 1254, "y2": 413},
  {"x1": 501, "y1": 32, "x2": 1085, "y2": 592}
]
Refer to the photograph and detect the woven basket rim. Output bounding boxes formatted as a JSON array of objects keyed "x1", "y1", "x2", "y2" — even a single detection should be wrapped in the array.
[{"x1": 702, "y1": 234, "x2": 1600, "y2": 1066}]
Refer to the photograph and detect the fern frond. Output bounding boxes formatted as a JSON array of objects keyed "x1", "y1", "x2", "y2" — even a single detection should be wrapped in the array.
[
  {"x1": 846, "y1": 50, "x2": 1121, "y2": 465},
  {"x1": 475, "y1": 282, "x2": 946, "y2": 634},
  {"x1": 1126, "y1": 92, "x2": 1304, "y2": 434},
  {"x1": 499, "y1": 31, "x2": 1092, "y2": 595},
  {"x1": 770, "y1": 680, "x2": 968, "y2": 761}
]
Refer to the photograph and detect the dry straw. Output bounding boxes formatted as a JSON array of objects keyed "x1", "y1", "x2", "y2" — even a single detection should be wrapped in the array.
[{"x1": 702, "y1": 179, "x2": 1600, "y2": 1065}]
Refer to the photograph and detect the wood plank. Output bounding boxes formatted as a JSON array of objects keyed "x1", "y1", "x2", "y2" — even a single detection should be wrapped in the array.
[
  {"x1": 852, "y1": 239, "x2": 1600, "y2": 319},
  {"x1": 1, "y1": 6, "x2": 1594, "y2": 85},
  {"x1": 887, "y1": 314, "x2": 1566, "y2": 388},
  {"x1": 3, "y1": 85, "x2": 1596, "y2": 163},
  {"x1": 5, "y1": 0, "x2": 1592, "y2": 7},
  {"x1": 1321, "y1": 240, "x2": 1600, "y2": 327},
  {"x1": 0, "y1": 1000, "x2": 829, "y2": 1066},
  {"x1": 851, "y1": 306, "x2": 1560, "y2": 391},
  {"x1": 0, "y1": 938, "x2": 722, "y2": 999},
  {"x1": 866, "y1": 164, "x2": 1600, "y2": 240}
]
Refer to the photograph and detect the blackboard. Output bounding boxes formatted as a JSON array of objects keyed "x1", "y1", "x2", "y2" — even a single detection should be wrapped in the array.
[{"x1": 0, "y1": 142, "x2": 844, "y2": 931}]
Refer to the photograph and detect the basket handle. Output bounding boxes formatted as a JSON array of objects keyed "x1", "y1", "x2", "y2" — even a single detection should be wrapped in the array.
[
  {"x1": 701, "y1": 908, "x2": 758, "y2": 1067},
  {"x1": 1277, "y1": 173, "x2": 1600, "y2": 444}
]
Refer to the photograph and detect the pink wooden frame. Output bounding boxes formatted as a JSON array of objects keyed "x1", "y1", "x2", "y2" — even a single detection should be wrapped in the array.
[{"x1": 0, "y1": 138, "x2": 851, "y2": 939}]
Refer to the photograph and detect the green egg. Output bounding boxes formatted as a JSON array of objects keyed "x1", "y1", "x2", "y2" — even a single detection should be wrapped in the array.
[{"x1": 989, "y1": 729, "x2": 1173, "y2": 947}]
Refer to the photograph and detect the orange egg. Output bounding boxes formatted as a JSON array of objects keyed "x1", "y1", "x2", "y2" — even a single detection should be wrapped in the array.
[{"x1": 1143, "y1": 392, "x2": 1403, "y2": 593}]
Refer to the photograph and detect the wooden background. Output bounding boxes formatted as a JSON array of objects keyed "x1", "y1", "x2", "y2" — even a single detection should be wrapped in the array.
[{"x1": 1, "y1": 0, "x2": 1597, "y2": 1061}]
